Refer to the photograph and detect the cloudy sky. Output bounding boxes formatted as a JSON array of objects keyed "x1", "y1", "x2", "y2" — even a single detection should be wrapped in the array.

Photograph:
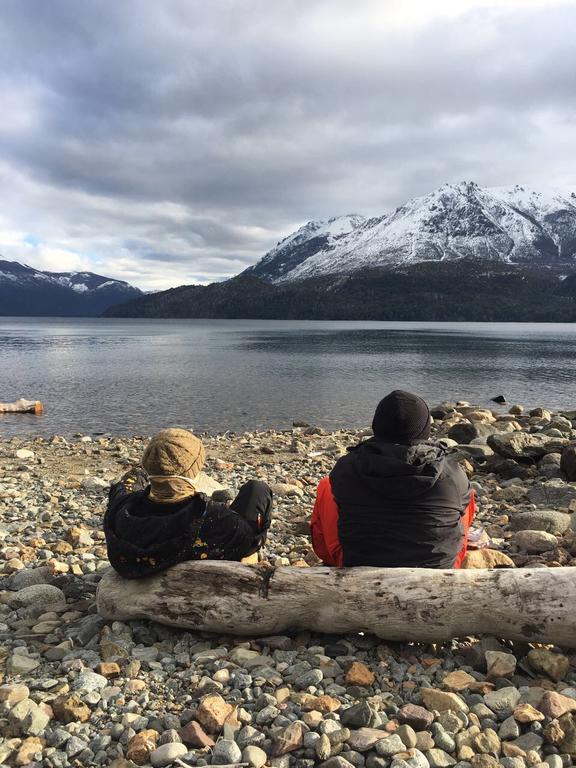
[{"x1": 0, "y1": 0, "x2": 575, "y2": 290}]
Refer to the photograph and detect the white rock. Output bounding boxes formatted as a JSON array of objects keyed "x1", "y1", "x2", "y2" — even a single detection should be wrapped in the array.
[
  {"x1": 15, "y1": 449, "x2": 35, "y2": 460},
  {"x1": 150, "y1": 743, "x2": 189, "y2": 767}
]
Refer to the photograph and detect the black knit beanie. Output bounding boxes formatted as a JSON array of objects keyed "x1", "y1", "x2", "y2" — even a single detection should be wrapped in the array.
[{"x1": 371, "y1": 390, "x2": 431, "y2": 443}]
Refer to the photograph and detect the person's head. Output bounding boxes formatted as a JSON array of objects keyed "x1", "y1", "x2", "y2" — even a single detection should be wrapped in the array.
[
  {"x1": 371, "y1": 390, "x2": 431, "y2": 444},
  {"x1": 142, "y1": 428, "x2": 205, "y2": 503}
]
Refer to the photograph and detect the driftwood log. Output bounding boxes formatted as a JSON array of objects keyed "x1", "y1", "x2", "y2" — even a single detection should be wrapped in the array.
[
  {"x1": 96, "y1": 562, "x2": 576, "y2": 647},
  {"x1": 0, "y1": 398, "x2": 43, "y2": 414}
]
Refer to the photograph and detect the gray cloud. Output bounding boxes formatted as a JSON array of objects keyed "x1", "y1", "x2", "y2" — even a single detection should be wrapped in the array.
[{"x1": 0, "y1": 0, "x2": 575, "y2": 289}]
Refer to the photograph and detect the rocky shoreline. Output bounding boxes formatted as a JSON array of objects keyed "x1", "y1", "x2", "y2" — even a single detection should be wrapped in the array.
[{"x1": 1, "y1": 401, "x2": 576, "y2": 768}]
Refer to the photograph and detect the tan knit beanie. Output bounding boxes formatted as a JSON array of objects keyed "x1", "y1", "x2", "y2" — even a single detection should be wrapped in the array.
[{"x1": 142, "y1": 428, "x2": 205, "y2": 502}]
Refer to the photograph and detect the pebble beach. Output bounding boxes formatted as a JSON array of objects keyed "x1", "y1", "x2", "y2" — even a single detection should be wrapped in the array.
[{"x1": 1, "y1": 401, "x2": 576, "y2": 768}]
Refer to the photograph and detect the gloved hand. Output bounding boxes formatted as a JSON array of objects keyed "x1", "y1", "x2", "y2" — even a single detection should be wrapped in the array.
[{"x1": 118, "y1": 466, "x2": 149, "y2": 493}]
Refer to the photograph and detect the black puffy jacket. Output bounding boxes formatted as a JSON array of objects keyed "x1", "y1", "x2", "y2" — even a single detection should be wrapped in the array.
[
  {"x1": 330, "y1": 439, "x2": 471, "y2": 568},
  {"x1": 104, "y1": 471, "x2": 272, "y2": 579}
]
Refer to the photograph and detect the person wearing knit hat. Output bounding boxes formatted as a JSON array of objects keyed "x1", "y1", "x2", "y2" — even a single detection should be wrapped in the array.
[
  {"x1": 310, "y1": 390, "x2": 476, "y2": 569},
  {"x1": 142, "y1": 428, "x2": 206, "y2": 503},
  {"x1": 104, "y1": 428, "x2": 273, "y2": 579}
]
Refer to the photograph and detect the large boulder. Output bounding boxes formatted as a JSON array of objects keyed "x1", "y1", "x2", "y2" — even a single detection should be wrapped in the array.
[
  {"x1": 509, "y1": 510, "x2": 572, "y2": 536},
  {"x1": 487, "y1": 432, "x2": 568, "y2": 460},
  {"x1": 448, "y1": 422, "x2": 495, "y2": 444},
  {"x1": 512, "y1": 530, "x2": 558, "y2": 554},
  {"x1": 527, "y1": 480, "x2": 576, "y2": 507}
]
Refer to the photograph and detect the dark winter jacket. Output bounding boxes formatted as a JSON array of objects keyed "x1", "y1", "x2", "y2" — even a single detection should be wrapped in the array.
[
  {"x1": 104, "y1": 470, "x2": 272, "y2": 579},
  {"x1": 329, "y1": 439, "x2": 471, "y2": 568}
]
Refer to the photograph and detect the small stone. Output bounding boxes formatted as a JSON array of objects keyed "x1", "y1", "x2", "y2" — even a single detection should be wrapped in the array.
[
  {"x1": 436, "y1": 712, "x2": 465, "y2": 734},
  {"x1": 348, "y1": 728, "x2": 393, "y2": 752},
  {"x1": 485, "y1": 651, "x2": 517, "y2": 680},
  {"x1": 126, "y1": 730, "x2": 159, "y2": 765},
  {"x1": 484, "y1": 688, "x2": 521, "y2": 719},
  {"x1": 73, "y1": 670, "x2": 108, "y2": 692},
  {"x1": 557, "y1": 712, "x2": 576, "y2": 755},
  {"x1": 537, "y1": 691, "x2": 576, "y2": 719},
  {"x1": 473, "y1": 729, "x2": 501, "y2": 756},
  {"x1": 416, "y1": 732, "x2": 435, "y2": 752},
  {"x1": 96, "y1": 662, "x2": 121, "y2": 678},
  {"x1": 243, "y1": 745, "x2": 268, "y2": 768},
  {"x1": 52, "y1": 693, "x2": 91, "y2": 723},
  {"x1": 320, "y1": 758, "x2": 357, "y2": 768},
  {"x1": 295, "y1": 668, "x2": 324, "y2": 688},
  {"x1": 391, "y1": 747, "x2": 430, "y2": 768},
  {"x1": 0, "y1": 740, "x2": 20, "y2": 765},
  {"x1": 341, "y1": 701, "x2": 378, "y2": 728},
  {"x1": 426, "y1": 748, "x2": 457, "y2": 767},
  {"x1": 316, "y1": 695, "x2": 342, "y2": 713},
  {"x1": 316, "y1": 734, "x2": 332, "y2": 761},
  {"x1": 421, "y1": 688, "x2": 469, "y2": 713},
  {"x1": 150, "y1": 743, "x2": 188, "y2": 767},
  {"x1": 526, "y1": 649, "x2": 571, "y2": 681},
  {"x1": 375, "y1": 734, "x2": 406, "y2": 756},
  {"x1": 443, "y1": 671, "x2": 477, "y2": 692},
  {"x1": 399, "y1": 704, "x2": 435, "y2": 730},
  {"x1": 179, "y1": 720, "x2": 215, "y2": 747},
  {"x1": 544, "y1": 756, "x2": 564, "y2": 768},
  {"x1": 0, "y1": 683, "x2": 30, "y2": 708},
  {"x1": 212, "y1": 739, "x2": 243, "y2": 765},
  {"x1": 397, "y1": 725, "x2": 418, "y2": 749},
  {"x1": 509, "y1": 733, "x2": 543, "y2": 753},
  {"x1": 158, "y1": 729, "x2": 181, "y2": 746},
  {"x1": 345, "y1": 661, "x2": 375, "y2": 687},
  {"x1": 196, "y1": 693, "x2": 234, "y2": 733},
  {"x1": 9, "y1": 698, "x2": 50, "y2": 736},
  {"x1": 498, "y1": 716, "x2": 520, "y2": 741},
  {"x1": 16, "y1": 448, "x2": 35, "y2": 459},
  {"x1": 470, "y1": 756, "x2": 499, "y2": 768},
  {"x1": 272, "y1": 721, "x2": 304, "y2": 756},
  {"x1": 513, "y1": 704, "x2": 545, "y2": 723},
  {"x1": 7, "y1": 655, "x2": 40, "y2": 675},
  {"x1": 461, "y1": 550, "x2": 515, "y2": 569},
  {"x1": 14, "y1": 736, "x2": 44, "y2": 766}
]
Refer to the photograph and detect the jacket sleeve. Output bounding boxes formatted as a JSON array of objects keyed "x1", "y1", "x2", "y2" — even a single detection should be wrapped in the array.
[
  {"x1": 310, "y1": 476, "x2": 343, "y2": 566},
  {"x1": 201, "y1": 502, "x2": 267, "y2": 560},
  {"x1": 108, "y1": 467, "x2": 149, "y2": 508}
]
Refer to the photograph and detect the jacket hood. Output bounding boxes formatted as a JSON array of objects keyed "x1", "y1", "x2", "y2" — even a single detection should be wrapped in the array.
[{"x1": 331, "y1": 438, "x2": 450, "y2": 502}]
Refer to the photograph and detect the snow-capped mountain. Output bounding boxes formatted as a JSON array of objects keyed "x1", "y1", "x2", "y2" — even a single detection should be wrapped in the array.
[
  {"x1": 246, "y1": 182, "x2": 576, "y2": 283},
  {"x1": 0, "y1": 260, "x2": 142, "y2": 316}
]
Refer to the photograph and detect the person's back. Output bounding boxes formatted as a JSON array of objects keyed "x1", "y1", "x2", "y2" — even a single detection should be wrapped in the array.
[
  {"x1": 104, "y1": 428, "x2": 272, "y2": 578},
  {"x1": 311, "y1": 390, "x2": 474, "y2": 568}
]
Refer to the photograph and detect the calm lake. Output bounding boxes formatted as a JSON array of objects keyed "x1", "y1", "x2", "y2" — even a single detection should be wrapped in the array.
[{"x1": 1, "y1": 318, "x2": 576, "y2": 438}]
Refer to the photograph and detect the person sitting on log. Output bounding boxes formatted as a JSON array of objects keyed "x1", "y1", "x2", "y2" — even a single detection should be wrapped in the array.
[
  {"x1": 311, "y1": 390, "x2": 475, "y2": 568},
  {"x1": 104, "y1": 428, "x2": 273, "y2": 578}
]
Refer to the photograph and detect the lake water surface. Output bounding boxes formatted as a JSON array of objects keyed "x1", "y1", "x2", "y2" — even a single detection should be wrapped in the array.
[{"x1": 1, "y1": 318, "x2": 576, "y2": 438}]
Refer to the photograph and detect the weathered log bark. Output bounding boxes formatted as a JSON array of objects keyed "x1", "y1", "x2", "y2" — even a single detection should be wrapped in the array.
[
  {"x1": 0, "y1": 399, "x2": 43, "y2": 414},
  {"x1": 96, "y1": 562, "x2": 576, "y2": 647}
]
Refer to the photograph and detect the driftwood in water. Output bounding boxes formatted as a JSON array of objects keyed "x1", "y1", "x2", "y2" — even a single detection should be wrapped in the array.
[
  {"x1": 96, "y1": 562, "x2": 576, "y2": 647},
  {"x1": 0, "y1": 399, "x2": 43, "y2": 414}
]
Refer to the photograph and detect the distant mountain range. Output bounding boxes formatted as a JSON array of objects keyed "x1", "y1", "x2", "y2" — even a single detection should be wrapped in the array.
[
  {"x1": 106, "y1": 181, "x2": 576, "y2": 321},
  {"x1": 246, "y1": 182, "x2": 576, "y2": 282},
  {"x1": 0, "y1": 260, "x2": 142, "y2": 316}
]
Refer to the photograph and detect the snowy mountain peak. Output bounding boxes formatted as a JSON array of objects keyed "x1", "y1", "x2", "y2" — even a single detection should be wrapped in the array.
[
  {"x1": 245, "y1": 214, "x2": 366, "y2": 282},
  {"x1": 247, "y1": 182, "x2": 576, "y2": 283},
  {"x1": 0, "y1": 259, "x2": 142, "y2": 316}
]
